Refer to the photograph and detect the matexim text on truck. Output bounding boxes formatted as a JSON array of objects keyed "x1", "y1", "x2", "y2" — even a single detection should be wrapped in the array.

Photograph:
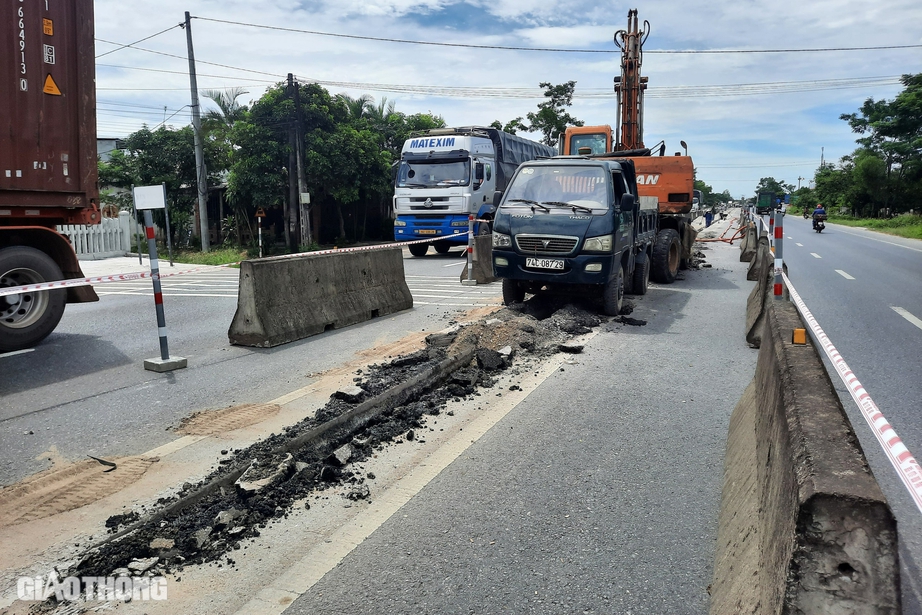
[{"x1": 393, "y1": 127, "x2": 556, "y2": 257}]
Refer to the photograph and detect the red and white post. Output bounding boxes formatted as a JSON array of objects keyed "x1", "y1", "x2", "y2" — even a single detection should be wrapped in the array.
[
  {"x1": 142, "y1": 210, "x2": 187, "y2": 372},
  {"x1": 773, "y1": 208, "x2": 784, "y2": 299},
  {"x1": 462, "y1": 214, "x2": 477, "y2": 286}
]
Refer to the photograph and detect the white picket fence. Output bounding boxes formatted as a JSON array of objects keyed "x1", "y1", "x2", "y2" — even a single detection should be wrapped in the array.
[{"x1": 57, "y1": 211, "x2": 133, "y2": 260}]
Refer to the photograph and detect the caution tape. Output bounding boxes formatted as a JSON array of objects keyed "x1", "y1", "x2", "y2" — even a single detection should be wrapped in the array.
[
  {"x1": 784, "y1": 272, "x2": 922, "y2": 515},
  {"x1": 0, "y1": 232, "x2": 473, "y2": 298}
]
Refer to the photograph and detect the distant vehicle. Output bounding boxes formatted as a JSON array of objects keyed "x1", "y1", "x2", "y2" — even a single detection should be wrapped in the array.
[
  {"x1": 1, "y1": 0, "x2": 100, "y2": 352},
  {"x1": 392, "y1": 127, "x2": 555, "y2": 257},
  {"x1": 756, "y1": 192, "x2": 776, "y2": 216}
]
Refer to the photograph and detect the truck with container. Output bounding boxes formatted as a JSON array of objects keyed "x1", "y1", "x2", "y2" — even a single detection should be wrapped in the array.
[
  {"x1": 756, "y1": 191, "x2": 776, "y2": 215},
  {"x1": 393, "y1": 127, "x2": 556, "y2": 256},
  {"x1": 1, "y1": 0, "x2": 100, "y2": 352},
  {"x1": 556, "y1": 10, "x2": 698, "y2": 283},
  {"x1": 491, "y1": 157, "x2": 654, "y2": 316}
]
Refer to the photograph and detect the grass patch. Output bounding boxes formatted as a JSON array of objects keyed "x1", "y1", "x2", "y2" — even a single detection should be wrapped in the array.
[
  {"x1": 827, "y1": 214, "x2": 922, "y2": 240},
  {"x1": 171, "y1": 248, "x2": 249, "y2": 266}
]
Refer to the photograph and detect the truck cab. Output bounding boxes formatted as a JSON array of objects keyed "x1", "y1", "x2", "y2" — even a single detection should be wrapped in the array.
[{"x1": 492, "y1": 158, "x2": 655, "y2": 316}]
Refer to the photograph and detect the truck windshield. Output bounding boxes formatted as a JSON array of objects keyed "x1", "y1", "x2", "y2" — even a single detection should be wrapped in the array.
[
  {"x1": 396, "y1": 159, "x2": 470, "y2": 188},
  {"x1": 503, "y1": 166, "x2": 610, "y2": 210},
  {"x1": 569, "y1": 133, "x2": 608, "y2": 155}
]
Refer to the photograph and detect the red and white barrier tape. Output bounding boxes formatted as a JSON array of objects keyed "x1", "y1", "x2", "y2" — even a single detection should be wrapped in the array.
[
  {"x1": 0, "y1": 232, "x2": 473, "y2": 298},
  {"x1": 784, "y1": 272, "x2": 922, "y2": 514}
]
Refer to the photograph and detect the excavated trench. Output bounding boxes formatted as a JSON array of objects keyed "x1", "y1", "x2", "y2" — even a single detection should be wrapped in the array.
[{"x1": 53, "y1": 298, "x2": 634, "y2": 597}]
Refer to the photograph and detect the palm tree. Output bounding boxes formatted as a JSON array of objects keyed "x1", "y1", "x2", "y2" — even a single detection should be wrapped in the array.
[
  {"x1": 201, "y1": 87, "x2": 249, "y2": 132},
  {"x1": 334, "y1": 93, "x2": 373, "y2": 120}
]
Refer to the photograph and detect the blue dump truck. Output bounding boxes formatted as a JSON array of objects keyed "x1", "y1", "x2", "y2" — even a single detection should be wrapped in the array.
[
  {"x1": 491, "y1": 157, "x2": 656, "y2": 316},
  {"x1": 393, "y1": 127, "x2": 556, "y2": 256}
]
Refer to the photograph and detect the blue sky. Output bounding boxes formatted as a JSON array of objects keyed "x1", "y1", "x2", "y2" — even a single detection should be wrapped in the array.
[{"x1": 93, "y1": 0, "x2": 922, "y2": 197}]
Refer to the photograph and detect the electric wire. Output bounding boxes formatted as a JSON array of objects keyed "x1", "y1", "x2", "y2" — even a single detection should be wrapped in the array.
[
  {"x1": 192, "y1": 16, "x2": 922, "y2": 55},
  {"x1": 95, "y1": 24, "x2": 182, "y2": 59}
]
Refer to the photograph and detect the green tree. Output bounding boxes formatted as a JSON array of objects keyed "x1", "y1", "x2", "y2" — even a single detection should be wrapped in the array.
[
  {"x1": 490, "y1": 117, "x2": 529, "y2": 135},
  {"x1": 839, "y1": 73, "x2": 922, "y2": 215},
  {"x1": 525, "y1": 81, "x2": 584, "y2": 147},
  {"x1": 754, "y1": 177, "x2": 794, "y2": 200}
]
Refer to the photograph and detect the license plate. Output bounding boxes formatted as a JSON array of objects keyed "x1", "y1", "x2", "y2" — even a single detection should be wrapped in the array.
[
  {"x1": 526, "y1": 257, "x2": 564, "y2": 270},
  {"x1": 417, "y1": 229, "x2": 438, "y2": 235}
]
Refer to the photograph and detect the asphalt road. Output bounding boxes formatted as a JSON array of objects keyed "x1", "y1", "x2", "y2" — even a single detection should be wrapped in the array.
[
  {"x1": 284, "y1": 238, "x2": 757, "y2": 615},
  {"x1": 768, "y1": 214, "x2": 922, "y2": 610},
  {"x1": 0, "y1": 246, "x2": 491, "y2": 486}
]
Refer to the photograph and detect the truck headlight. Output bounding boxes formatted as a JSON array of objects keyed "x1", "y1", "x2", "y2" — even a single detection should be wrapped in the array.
[
  {"x1": 394, "y1": 219, "x2": 407, "y2": 227},
  {"x1": 493, "y1": 232, "x2": 512, "y2": 248},
  {"x1": 583, "y1": 234, "x2": 613, "y2": 252}
]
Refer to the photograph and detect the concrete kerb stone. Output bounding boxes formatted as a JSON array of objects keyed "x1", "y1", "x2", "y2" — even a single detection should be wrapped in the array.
[
  {"x1": 228, "y1": 247, "x2": 413, "y2": 347},
  {"x1": 746, "y1": 234, "x2": 770, "y2": 282},
  {"x1": 459, "y1": 234, "x2": 497, "y2": 285},
  {"x1": 711, "y1": 298, "x2": 899, "y2": 614}
]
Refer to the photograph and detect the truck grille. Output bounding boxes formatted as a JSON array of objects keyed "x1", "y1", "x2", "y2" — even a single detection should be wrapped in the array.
[{"x1": 515, "y1": 235, "x2": 579, "y2": 255}]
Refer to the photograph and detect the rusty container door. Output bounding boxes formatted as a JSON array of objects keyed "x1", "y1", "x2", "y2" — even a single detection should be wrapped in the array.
[{"x1": 0, "y1": 0, "x2": 98, "y2": 221}]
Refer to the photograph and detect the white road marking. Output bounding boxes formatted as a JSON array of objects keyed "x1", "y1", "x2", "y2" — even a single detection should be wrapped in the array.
[
  {"x1": 796, "y1": 242, "x2": 803, "y2": 247},
  {"x1": 442, "y1": 261, "x2": 466, "y2": 268},
  {"x1": 0, "y1": 348, "x2": 35, "y2": 359},
  {"x1": 835, "y1": 227, "x2": 922, "y2": 253},
  {"x1": 811, "y1": 252, "x2": 822, "y2": 259},
  {"x1": 835, "y1": 270, "x2": 855, "y2": 280},
  {"x1": 892, "y1": 307, "x2": 922, "y2": 332}
]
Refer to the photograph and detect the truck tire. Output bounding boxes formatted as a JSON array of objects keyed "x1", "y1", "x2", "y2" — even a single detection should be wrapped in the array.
[
  {"x1": 0, "y1": 246, "x2": 67, "y2": 352},
  {"x1": 602, "y1": 266, "x2": 624, "y2": 316},
  {"x1": 502, "y1": 278, "x2": 525, "y2": 305},
  {"x1": 408, "y1": 243, "x2": 428, "y2": 257},
  {"x1": 630, "y1": 253, "x2": 650, "y2": 295},
  {"x1": 434, "y1": 241, "x2": 451, "y2": 254},
  {"x1": 651, "y1": 229, "x2": 681, "y2": 284}
]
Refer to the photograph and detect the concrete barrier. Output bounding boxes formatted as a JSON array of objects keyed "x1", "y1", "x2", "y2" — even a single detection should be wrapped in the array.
[
  {"x1": 711, "y1": 298, "x2": 899, "y2": 614},
  {"x1": 228, "y1": 247, "x2": 413, "y2": 347},
  {"x1": 740, "y1": 223, "x2": 757, "y2": 262},
  {"x1": 746, "y1": 233, "x2": 769, "y2": 282},
  {"x1": 459, "y1": 235, "x2": 497, "y2": 284},
  {"x1": 744, "y1": 237, "x2": 788, "y2": 348}
]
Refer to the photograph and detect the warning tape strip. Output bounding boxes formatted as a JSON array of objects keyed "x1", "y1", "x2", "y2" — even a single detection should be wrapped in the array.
[
  {"x1": 783, "y1": 272, "x2": 922, "y2": 515},
  {"x1": 0, "y1": 232, "x2": 473, "y2": 298}
]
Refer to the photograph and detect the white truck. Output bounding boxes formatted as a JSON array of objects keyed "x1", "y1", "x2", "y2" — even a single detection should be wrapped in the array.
[{"x1": 393, "y1": 127, "x2": 556, "y2": 256}]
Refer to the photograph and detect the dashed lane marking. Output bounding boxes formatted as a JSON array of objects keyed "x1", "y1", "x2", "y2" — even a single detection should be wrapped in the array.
[
  {"x1": 836, "y1": 270, "x2": 855, "y2": 280},
  {"x1": 442, "y1": 261, "x2": 466, "y2": 268},
  {"x1": 892, "y1": 307, "x2": 922, "y2": 332},
  {"x1": 796, "y1": 242, "x2": 803, "y2": 247},
  {"x1": 0, "y1": 348, "x2": 35, "y2": 359},
  {"x1": 811, "y1": 252, "x2": 822, "y2": 258}
]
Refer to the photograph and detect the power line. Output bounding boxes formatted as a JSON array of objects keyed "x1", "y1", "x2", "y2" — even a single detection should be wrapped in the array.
[
  {"x1": 98, "y1": 63, "x2": 277, "y2": 84},
  {"x1": 192, "y1": 15, "x2": 922, "y2": 55},
  {"x1": 95, "y1": 24, "x2": 182, "y2": 59}
]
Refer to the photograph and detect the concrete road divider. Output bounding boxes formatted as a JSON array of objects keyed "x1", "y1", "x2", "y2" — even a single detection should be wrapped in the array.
[
  {"x1": 711, "y1": 297, "x2": 899, "y2": 614},
  {"x1": 739, "y1": 222, "x2": 757, "y2": 262},
  {"x1": 745, "y1": 236, "x2": 787, "y2": 348},
  {"x1": 460, "y1": 235, "x2": 497, "y2": 285},
  {"x1": 228, "y1": 248, "x2": 413, "y2": 347},
  {"x1": 746, "y1": 233, "x2": 769, "y2": 282}
]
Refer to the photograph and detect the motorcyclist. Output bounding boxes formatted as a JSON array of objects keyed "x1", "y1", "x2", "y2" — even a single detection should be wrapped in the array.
[{"x1": 812, "y1": 203, "x2": 827, "y2": 229}]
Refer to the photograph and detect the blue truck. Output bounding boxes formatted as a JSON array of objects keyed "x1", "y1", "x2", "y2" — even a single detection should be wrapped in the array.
[
  {"x1": 393, "y1": 127, "x2": 555, "y2": 256},
  {"x1": 491, "y1": 157, "x2": 657, "y2": 316}
]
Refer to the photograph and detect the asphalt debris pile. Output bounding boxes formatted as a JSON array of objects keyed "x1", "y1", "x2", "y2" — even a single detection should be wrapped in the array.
[{"x1": 64, "y1": 303, "x2": 602, "y2": 588}]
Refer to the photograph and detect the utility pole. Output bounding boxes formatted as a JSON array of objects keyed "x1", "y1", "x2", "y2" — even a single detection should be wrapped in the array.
[
  {"x1": 184, "y1": 12, "x2": 210, "y2": 252},
  {"x1": 798, "y1": 176, "x2": 804, "y2": 190},
  {"x1": 820, "y1": 146, "x2": 825, "y2": 169},
  {"x1": 293, "y1": 81, "x2": 311, "y2": 246},
  {"x1": 286, "y1": 74, "x2": 298, "y2": 252}
]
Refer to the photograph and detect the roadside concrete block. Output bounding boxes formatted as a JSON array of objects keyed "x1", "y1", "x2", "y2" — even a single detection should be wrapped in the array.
[
  {"x1": 228, "y1": 248, "x2": 413, "y2": 347},
  {"x1": 712, "y1": 299, "x2": 899, "y2": 614},
  {"x1": 740, "y1": 223, "x2": 757, "y2": 262},
  {"x1": 459, "y1": 235, "x2": 497, "y2": 284}
]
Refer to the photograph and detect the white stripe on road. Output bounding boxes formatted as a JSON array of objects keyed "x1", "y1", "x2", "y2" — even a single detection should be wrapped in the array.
[
  {"x1": 0, "y1": 348, "x2": 35, "y2": 359},
  {"x1": 796, "y1": 243, "x2": 803, "y2": 247},
  {"x1": 442, "y1": 261, "x2": 466, "y2": 268},
  {"x1": 811, "y1": 253, "x2": 822, "y2": 259},
  {"x1": 892, "y1": 307, "x2": 922, "y2": 332},
  {"x1": 835, "y1": 270, "x2": 855, "y2": 280},
  {"x1": 835, "y1": 227, "x2": 922, "y2": 253}
]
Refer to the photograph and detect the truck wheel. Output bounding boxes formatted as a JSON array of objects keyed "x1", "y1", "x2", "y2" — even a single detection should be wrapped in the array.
[
  {"x1": 477, "y1": 220, "x2": 492, "y2": 235},
  {"x1": 0, "y1": 246, "x2": 67, "y2": 352},
  {"x1": 434, "y1": 242, "x2": 451, "y2": 254},
  {"x1": 408, "y1": 243, "x2": 428, "y2": 257},
  {"x1": 502, "y1": 278, "x2": 525, "y2": 305},
  {"x1": 651, "y1": 229, "x2": 681, "y2": 284},
  {"x1": 630, "y1": 253, "x2": 650, "y2": 295},
  {"x1": 602, "y1": 266, "x2": 624, "y2": 316}
]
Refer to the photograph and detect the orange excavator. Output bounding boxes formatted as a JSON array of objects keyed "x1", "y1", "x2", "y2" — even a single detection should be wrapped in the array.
[{"x1": 559, "y1": 9, "x2": 697, "y2": 283}]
